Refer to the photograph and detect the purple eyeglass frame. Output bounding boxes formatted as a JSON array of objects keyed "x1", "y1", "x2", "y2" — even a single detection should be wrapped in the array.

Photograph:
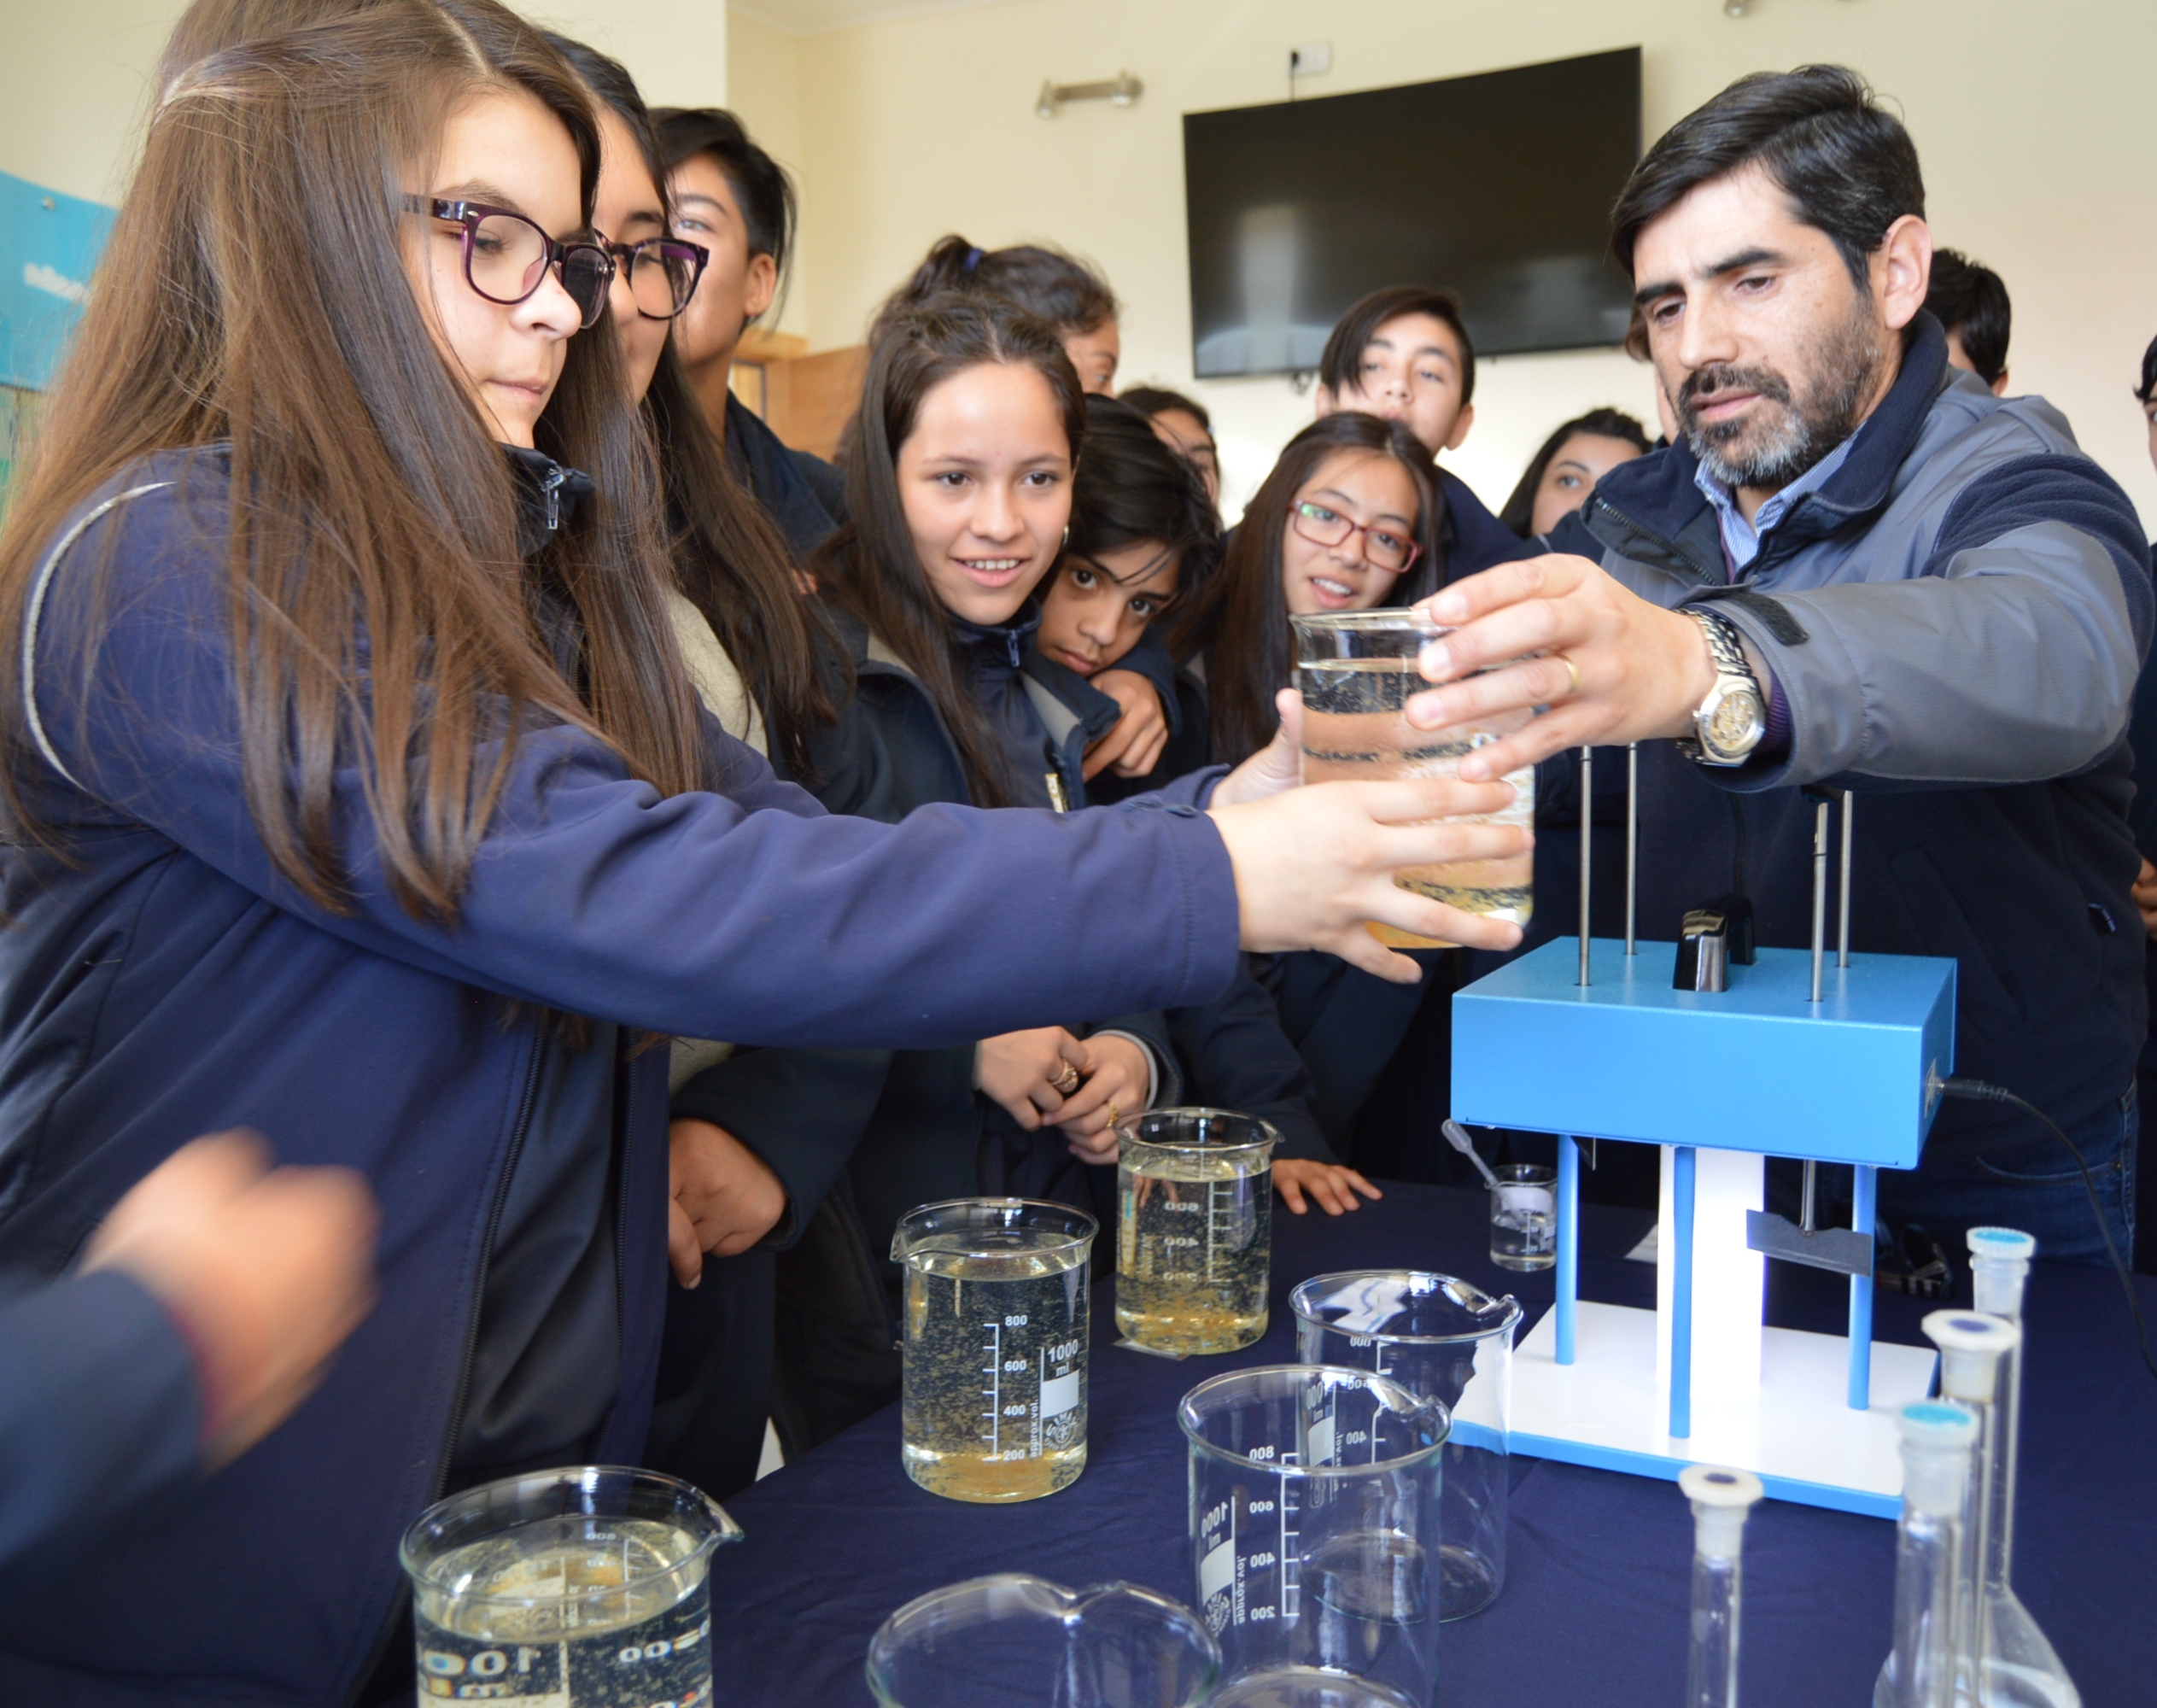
[{"x1": 406, "y1": 196, "x2": 615, "y2": 329}]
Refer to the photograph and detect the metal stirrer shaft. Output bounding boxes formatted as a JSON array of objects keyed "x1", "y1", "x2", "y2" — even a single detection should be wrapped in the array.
[
  {"x1": 1809, "y1": 798, "x2": 1829, "y2": 1003},
  {"x1": 1578, "y1": 746, "x2": 1593, "y2": 986},
  {"x1": 1625, "y1": 743, "x2": 1638, "y2": 956},
  {"x1": 1837, "y1": 791, "x2": 1854, "y2": 968}
]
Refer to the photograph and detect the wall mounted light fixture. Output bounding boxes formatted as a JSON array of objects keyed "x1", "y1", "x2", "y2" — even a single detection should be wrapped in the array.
[{"x1": 1035, "y1": 71, "x2": 1143, "y2": 119}]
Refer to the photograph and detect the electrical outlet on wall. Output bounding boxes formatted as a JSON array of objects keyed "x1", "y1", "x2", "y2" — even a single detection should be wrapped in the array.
[{"x1": 1288, "y1": 41, "x2": 1332, "y2": 79}]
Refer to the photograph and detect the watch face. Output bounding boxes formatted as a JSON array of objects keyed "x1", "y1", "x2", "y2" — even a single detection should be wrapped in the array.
[{"x1": 1704, "y1": 685, "x2": 1766, "y2": 759}]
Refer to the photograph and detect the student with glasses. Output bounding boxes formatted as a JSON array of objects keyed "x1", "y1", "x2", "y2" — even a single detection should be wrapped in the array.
[
  {"x1": 1166, "y1": 411, "x2": 1463, "y2": 1155},
  {"x1": 654, "y1": 105, "x2": 843, "y2": 556},
  {"x1": 0, "y1": 7, "x2": 1526, "y2": 1699}
]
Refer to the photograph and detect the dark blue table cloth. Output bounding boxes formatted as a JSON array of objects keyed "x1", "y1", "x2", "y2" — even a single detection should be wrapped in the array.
[{"x1": 706, "y1": 1182, "x2": 2157, "y2": 1705}]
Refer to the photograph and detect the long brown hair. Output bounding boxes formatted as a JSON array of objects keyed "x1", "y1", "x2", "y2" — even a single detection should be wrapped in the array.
[
  {"x1": 1169, "y1": 412, "x2": 1441, "y2": 766},
  {"x1": 811, "y1": 298, "x2": 1086, "y2": 808},
  {"x1": 547, "y1": 32, "x2": 837, "y2": 775},
  {"x1": 0, "y1": 0, "x2": 706, "y2": 921}
]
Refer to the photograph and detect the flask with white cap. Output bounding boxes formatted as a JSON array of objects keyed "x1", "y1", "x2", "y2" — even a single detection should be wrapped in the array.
[
  {"x1": 1873, "y1": 1401, "x2": 1979, "y2": 1708},
  {"x1": 1678, "y1": 1464, "x2": 1764, "y2": 1708},
  {"x1": 1961, "y1": 1231, "x2": 2079, "y2": 1708}
]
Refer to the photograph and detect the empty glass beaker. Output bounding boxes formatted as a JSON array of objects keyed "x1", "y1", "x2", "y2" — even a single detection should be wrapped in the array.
[
  {"x1": 1293, "y1": 609, "x2": 1534, "y2": 948},
  {"x1": 864, "y1": 1574, "x2": 1219, "y2": 1708},
  {"x1": 1488, "y1": 1164, "x2": 1556, "y2": 1271},
  {"x1": 1679, "y1": 1465, "x2": 1764, "y2": 1708},
  {"x1": 893, "y1": 1197, "x2": 1096, "y2": 1503},
  {"x1": 400, "y1": 1465, "x2": 742, "y2": 1706},
  {"x1": 1179, "y1": 1364, "x2": 1448, "y2": 1706},
  {"x1": 1117, "y1": 1108, "x2": 1278, "y2": 1355},
  {"x1": 1290, "y1": 1271, "x2": 1522, "y2": 1620}
]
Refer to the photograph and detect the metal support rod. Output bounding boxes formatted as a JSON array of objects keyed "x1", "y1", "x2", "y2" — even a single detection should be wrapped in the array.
[
  {"x1": 1809, "y1": 798, "x2": 1829, "y2": 1003},
  {"x1": 1624, "y1": 743, "x2": 1639, "y2": 956},
  {"x1": 1556, "y1": 1135, "x2": 1580, "y2": 1366},
  {"x1": 1837, "y1": 791, "x2": 1855, "y2": 968},
  {"x1": 1670, "y1": 1145, "x2": 1697, "y2": 1440},
  {"x1": 1848, "y1": 1165, "x2": 1878, "y2": 1411},
  {"x1": 1578, "y1": 746, "x2": 1593, "y2": 986},
  {"x1": 1800, "y1": 1158, "x2": 1818, "y2": 1235}
]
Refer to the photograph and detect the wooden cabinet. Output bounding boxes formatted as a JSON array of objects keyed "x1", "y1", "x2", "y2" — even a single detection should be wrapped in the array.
[{"x1": 729, "y1": 330, "x2": 868, "y2": 462}]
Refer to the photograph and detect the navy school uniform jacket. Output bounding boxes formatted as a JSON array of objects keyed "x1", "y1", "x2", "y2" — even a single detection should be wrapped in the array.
[
  {"x1": 0, "y1": 449, "x2": 1242, "y2": 1707},
  {"x1": 725, "y1": 391, "x2": 839, "y2": 559}
]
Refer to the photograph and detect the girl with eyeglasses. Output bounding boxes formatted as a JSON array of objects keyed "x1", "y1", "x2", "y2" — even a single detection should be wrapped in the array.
[{"x1": 0, "y1": 3, "x2": 1523, "y2": 1697}]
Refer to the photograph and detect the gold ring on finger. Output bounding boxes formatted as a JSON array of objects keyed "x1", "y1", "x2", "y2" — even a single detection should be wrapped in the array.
[
  {"x1": 1555, "y1": 652, "x2": 1581, "y2": 699},
  {"x1": 1053, "y1": 1064, "x2": 1081, "y2": 1095},
  {"x1": 1104, "y1": 1103, "x2": 1119, "y2": 1132}
]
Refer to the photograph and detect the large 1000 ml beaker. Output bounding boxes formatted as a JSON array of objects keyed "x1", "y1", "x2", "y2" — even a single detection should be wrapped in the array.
[
  {"x1": 1118, "y1": 1108, "x2": 1277, "y2": 1356},
  {"x1": 1290, "y1": 1271, "x2": 1521, "y2": 1621},
  {"x1": 1179, "y1": 1365, "x2": 1449, "y2": 1707},
  {"x1": 893, "y1": 1197, "x2": 1096, "y2": 1503},
  {"x1": 400, "y1": 1465, "x2": 741, "y2": 1706}
]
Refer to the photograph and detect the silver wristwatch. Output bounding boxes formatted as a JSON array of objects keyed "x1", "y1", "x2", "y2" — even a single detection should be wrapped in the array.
[{"x1": 1675, "y1": 607, "x2": 1765, "y2": 767}]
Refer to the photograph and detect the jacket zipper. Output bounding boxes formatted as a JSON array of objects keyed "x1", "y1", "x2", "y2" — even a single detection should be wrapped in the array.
[
  {"x1": 340, "y1": 1030, "x2": 547, "y2": 1708},
  {"x1": 1590, "y1": 496, "x2": 1724, "y2": 587},
  {"x1": 540, "y1": 463, "x2": 568, "y2": 533}
]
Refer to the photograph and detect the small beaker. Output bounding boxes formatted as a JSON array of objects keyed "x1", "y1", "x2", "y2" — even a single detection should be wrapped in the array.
[
  {"x1": 892, "y1": 1197, "x2": 1096, "y2": 1503},
  {"x1": 400, "y1": 1465, "x2": 742, "y2": 1705},
  {"x1": 1290, "y1": 1271, "x2": 1522, "y2": 1620},
  {"x1": 865, "y1": 1574, "x2": 1220, "y2": 1708},
  {"x1": 1292, "y1": 609, "x2": 1535, "y2": 948},
  {"x1": 1488, "y1": 1164, "x2": 1557, "y2": 1270},
  {"x1": 1117, "y1": 1108, "x2": 1278, "y2": 1355},
  {"x1": 1179, "y1": 1365, "x2": 1448, "y2": 1705}
]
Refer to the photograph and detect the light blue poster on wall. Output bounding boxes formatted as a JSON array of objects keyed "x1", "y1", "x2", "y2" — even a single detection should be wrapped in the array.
[{"x1": 0, "y1": 171, "x2": 115, "y2": 392}]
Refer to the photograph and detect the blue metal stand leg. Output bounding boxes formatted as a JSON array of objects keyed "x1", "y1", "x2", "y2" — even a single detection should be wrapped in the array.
[
  {"x1": 1849, "y1": 1164, "x2": 1878, "y2": 1411},
  {"x1": 1556, "y1": 1135, "x2": 1580, "y2": 1366},
  {"x1": 1669, "y1": 1146, "x2": 1696, "y2": 1441}
]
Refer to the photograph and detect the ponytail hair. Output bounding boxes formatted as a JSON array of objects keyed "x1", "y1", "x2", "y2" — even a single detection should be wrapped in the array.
[
  {"x1": 869, "y1": 234, "x2": 1117, "y2": 352},
  {"x1": 812, "y1": 297, "x2": 1087, "y2": 807}
]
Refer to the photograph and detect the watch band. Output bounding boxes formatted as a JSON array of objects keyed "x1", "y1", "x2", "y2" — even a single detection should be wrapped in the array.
[{"x1": 1675, "y1": 607, "x2": 1765, "y2": 766}]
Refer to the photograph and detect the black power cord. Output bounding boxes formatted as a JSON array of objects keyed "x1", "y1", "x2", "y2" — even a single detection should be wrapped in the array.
[{"x1": 1938, "y1": 1076, "x2": 2157, "y2": 1380}]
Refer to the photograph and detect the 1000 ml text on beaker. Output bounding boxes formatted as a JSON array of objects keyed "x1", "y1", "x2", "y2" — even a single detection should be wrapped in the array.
[
  {"x1": 413, "y1": 1516, "x2": 711, "y2": 1706},
  {"x1": 1118, "y1": 1150, "x2": 1271, "y2": 1354},
  {"x1": 1297, "y1": 654, "x2": 1534, "y2": 949},
  {"x1": 903, "y1": 1241, "x2": 1088, "y2": 1501}
]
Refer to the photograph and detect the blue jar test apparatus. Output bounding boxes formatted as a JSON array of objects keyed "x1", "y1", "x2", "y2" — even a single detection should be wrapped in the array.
[{"x1": 1450, "y1": 746, "x2": 1950, "y2": 1517}]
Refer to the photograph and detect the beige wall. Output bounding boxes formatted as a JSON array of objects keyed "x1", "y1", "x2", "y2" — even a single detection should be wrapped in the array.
[
  {"x1": 752, "y1": 0, "x2": 2157, "y2": 530},
  {"x1": 727, "y1": 9, "x2": 814, "y2": 340},
  {"x1": 1, "y1": 1, "x2": 728, "y2": 207}
]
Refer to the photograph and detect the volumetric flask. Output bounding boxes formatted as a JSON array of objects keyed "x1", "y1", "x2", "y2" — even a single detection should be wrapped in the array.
[
  {"x1": 1179, "y1": 1364, "x2": 1449, "y2": 1706},
  {"x1": 865, "y1": 1574, "x2": 1219, "y2": 1708},
  {"x1": 893, "y1": 1197, "x2": 1096, "y2": 1503},
  {"x1": 1117, "y1": 1108, "x2": 1278, "y2": 1355},
  {"x1": 400, "y1": 1465, "x2": 741, "y2": 1707},
  {"x1": 1293, "y1": 610, "x2": 1534, "y2": 948},
  {"x1": 1290, "y1": 1271, "x2": 1522, "y2": 1620}
]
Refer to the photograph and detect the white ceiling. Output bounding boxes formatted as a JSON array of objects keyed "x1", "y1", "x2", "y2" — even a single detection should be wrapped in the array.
[{"x1": 733, "y1": 0, "x2": 1002, "y2": 34}]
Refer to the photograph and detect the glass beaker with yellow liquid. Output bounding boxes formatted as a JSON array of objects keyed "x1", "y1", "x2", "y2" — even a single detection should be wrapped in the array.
[
  {"x1": 1293, "y1": 609, "x2": 1535, "y2": 948},
  {"x1": 892, "y1": 1197, "x2": 1096, "y2": 1503},
  {"x1": 1116, "y1": 1108, "x2": 1278, "y2": 1356}
]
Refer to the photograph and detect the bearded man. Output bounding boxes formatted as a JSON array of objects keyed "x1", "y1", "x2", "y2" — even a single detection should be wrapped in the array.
[{"x1": 1415, "y1": 66, "x2": 2149, "y2": 1261}]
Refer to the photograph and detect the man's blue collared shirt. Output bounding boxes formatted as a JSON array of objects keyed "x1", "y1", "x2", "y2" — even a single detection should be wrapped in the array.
[{"x1": 1692, "y1": 434, "x2": 1857, "y2": 576}]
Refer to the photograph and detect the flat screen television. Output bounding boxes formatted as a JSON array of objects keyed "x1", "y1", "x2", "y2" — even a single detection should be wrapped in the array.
[{"x1": 1182, "y1": 49, "x2": 1641, "y2": 377}]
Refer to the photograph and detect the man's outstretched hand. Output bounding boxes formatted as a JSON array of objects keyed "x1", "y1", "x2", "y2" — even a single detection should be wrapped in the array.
[{"x1": 1405, "y1": 555, "x2": 1720, "y2": 779}]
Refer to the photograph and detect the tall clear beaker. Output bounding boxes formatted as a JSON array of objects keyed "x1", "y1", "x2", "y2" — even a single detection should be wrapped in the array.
[
  {"x1": 1117, "y1": 1108, "x2": 1277, "y2": 1355},
  {"x1": 1966, "y1": 1229, "x2": 2079, "y2": 1708},
  {"x1": 1874, "y1": 1401, "x2": 1980, "y2": 1708},
  {"x1": 1292, "y1": 609, "x2": 1535, "y2": 947},
  {"x1": 1679, "y1": 1465, "x2": 1762, "y2": 1708},
  {"x1": 1179, "y1": 1364, "x2": 1448, "y2": 1707},
  {"x1": 1289, "y1": 1270, "x2": 1521, "y2": 1620},
  {"x1": 864, "y1": 1574, "x2": 1220, "y2": 1708},
  {"x1": 400, "y1": 1465, "x2": 742, "y2": 1706},
  {"x1": 893, "y1": 1198, "x2": 1096, "y2": 1503}
]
